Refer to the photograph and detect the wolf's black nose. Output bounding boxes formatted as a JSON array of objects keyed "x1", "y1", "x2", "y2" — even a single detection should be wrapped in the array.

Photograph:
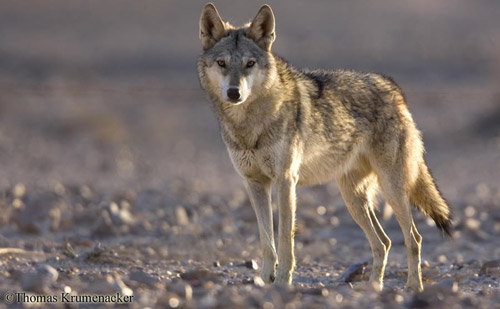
[{"x1": 227, "y1": 88, "x2": 241, "y2": 101}]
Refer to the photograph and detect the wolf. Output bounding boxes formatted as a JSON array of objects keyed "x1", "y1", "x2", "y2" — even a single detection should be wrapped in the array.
[{"x1": 197, "y1": 3, "x2": 452, "y2": 291}]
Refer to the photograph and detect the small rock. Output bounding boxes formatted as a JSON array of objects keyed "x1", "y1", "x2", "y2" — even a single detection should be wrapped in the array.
[
  {"x1": 213, "y1": 261, "x2": 221, "y2": 267},
  {"x1": 253, "y1": 276, "x2": 265, "y2": 287},
  {"x1": 80, "y1": 185, "x2": 93, "y2": 200},
  {"x1": 109, "y1": 202, "x2": 135, "y2": 225},
  {"x1": 53, "y1": 182, "x2": 65, "y2": 196},
  {"x1": 129, "y1": 269, "x2": 161, "y2": 289},
  {"x1": 12, "y1": 198, "x2": 24, "y2": 209},
  {"x1": 480, "y1": 260, "x2": 500, "y2": 275},
  {"x1": 180, "y1": 268, "x2": 218, "y2": 282},
  {"x1": 13, "y1": 183, "x2": 26, "y2": 198},
  {"x1": 118, "y1": 208, "x2": 135, "y2": 225},
  {"x1": 298, "y1": 287, "x2": 328, "y2": 296},
  {"x1": 15, "y1": 221, "x2": 40, "y2": 234},
  {"x1": 63, "y1": 239, "x2": 78, "y2": 258},
  {"x1": 421, "y1": 260, "x2": 430, "y2": 269},
  {"x1": 202, "y1": 281, "x2": 214, "y2": 289},
  {"x1": 175, "y1": 206, "x2": 189, "y2": 225},
  {"x1": 244, "y1": 260, "x2": 259, "y2": 270},
  {"x1": 464, "y1": 218, "x2": 481, "y2": 231},
  {"x1": 49, "y1": 207, "x2": 61, "y2": 231},
  {"x1": 464, "y1": 206, "x2": 476, "y2": 217},
  {"x1": 337, "y1": 262, "x2": 368, "y2": 283}
]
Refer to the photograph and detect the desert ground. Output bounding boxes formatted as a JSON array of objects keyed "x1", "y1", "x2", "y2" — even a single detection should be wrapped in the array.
[{"x1": 0, "y1": 1, "x2": 499, "y2": 308}]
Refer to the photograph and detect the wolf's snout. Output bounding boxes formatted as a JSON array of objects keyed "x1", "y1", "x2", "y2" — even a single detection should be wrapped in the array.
[{"x1": 227, "y1": 87, "x2": 241, "y2": 101}]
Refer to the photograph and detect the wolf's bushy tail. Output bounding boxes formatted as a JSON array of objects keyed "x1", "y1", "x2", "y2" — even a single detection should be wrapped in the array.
[{"x1": 410, "y1": 162, "x2": 453, "y2": 236}]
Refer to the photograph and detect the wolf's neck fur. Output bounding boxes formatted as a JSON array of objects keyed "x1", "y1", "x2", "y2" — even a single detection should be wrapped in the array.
[{"x1": 214, "y1": 55, "x2": 295, "y2": 150}]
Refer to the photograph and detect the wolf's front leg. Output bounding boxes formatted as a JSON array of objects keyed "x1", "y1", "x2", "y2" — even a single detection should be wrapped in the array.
[
  {"x1": 245, "y1": 178, "x2": 277, "y2": 283},
  {"x1": 274, "y1": 176, "x2": 297, "y2": 284}
]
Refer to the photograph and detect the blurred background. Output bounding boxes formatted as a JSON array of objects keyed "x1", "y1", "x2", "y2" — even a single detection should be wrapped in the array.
[
  {"x1": 0, "y1": 0, "x2": 499, "y2": 190},
  {"x1": 0, "y1": 0, "x2": 499, "y2": 297},
  {"x1": 0, "y1": 0, "x2": 498, "y2": 195}
]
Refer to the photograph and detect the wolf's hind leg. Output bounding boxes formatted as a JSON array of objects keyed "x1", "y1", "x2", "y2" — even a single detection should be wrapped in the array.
[
  {"x1": 370, "y1": 144, "x2": 424, "y2": 292},
  {"x1": 337, "y1": 168, "x2": 390, "y2": 290},
  {"x1": 368, "y1": 208, "x2": 391, "y2": 258},
  {"x1": 383, "y1": 191, "x2": 422, "y2": 291},
  {"x1": 246, "y1": 178, "x2": 277, "y2": 283}
]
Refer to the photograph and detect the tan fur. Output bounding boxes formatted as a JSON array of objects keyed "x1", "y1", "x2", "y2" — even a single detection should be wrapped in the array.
[{"x1": 198, "y1": 3, "x2": 452, "y2": 292}]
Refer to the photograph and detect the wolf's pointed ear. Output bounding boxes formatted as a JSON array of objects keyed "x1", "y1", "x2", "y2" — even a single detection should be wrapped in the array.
[
  {"x1": 199, "y1": 3, "x2": 226, "y2": 50},
  {"x1": 248, "y1": 5, "x2": 275, "y2": 51}
]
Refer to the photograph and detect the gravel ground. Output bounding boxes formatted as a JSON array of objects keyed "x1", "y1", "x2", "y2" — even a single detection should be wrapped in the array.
[{"x1": 0, "y1": 1, "x2": 499, "y2": 308}]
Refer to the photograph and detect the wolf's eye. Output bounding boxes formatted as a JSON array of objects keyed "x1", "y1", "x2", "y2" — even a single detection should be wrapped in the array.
[
  {"x1": 246, "y1": 61, "x2": 255, "y2": 68},
  {"x1": 217, "y1": 60, "x2": 226, "y2": 67}
]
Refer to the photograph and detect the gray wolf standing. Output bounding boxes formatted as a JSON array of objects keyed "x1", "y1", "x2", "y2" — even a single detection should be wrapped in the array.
[{"x1": 197, "y1": 3, "x2": 452, "y2": 291}]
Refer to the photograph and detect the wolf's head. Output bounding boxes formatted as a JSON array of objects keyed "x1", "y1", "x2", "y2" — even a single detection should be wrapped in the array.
[{"x1": 198, "y1": 3, "x2": 277, "y2": 105}]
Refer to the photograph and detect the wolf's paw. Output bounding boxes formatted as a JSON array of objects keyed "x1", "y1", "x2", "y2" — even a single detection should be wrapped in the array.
[
  {"x1": 260, "y1": 259, "x2": 277, "y2": 284},
  {"x1": 368, "y1": 275, "x2": 384, "y2": 292},
  {"x1": 274, "y1": 271, "x2": 292, "y2": 285},
  {"x1": 405, "y1": 283, "x2": 424, "y2": 293},
  {"x1": 260, "y1": 272, "x2": 275, "y2": 284}
]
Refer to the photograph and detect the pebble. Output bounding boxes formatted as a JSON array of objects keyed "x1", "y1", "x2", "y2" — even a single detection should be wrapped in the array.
[
  {"x1": 13, "y1": 183, "x2": 26, "y2": 198},
  {"x1": 180, "y1": 269, "x2": 218, "y2": 282},
  {"x1": 337, "y1": 262, "x2": 368, "y2": 283},
  {"x1": 244, "y1": 260, "x2": 259, "y2": 270},
  {"x1": 129, "y1": 269, "x2": 161, "y2": 289},
  {"x1": 64, "y1": 239, "x2": 79, "y2": 258},
  {"x1": 421, "y1": 260, "x2": 430, "y2": 269},
  {"x1": 480, "y1": 260, "x2": 500, "y2": 275},
  {"x1": 464, "y1": 205, "x2": 477, "y2": 217},
  {"x1": 110, "y1": 202, "x2": 135, "y2": 225},
  {"x1": 49, "y1": 207, "x2": 61, "y2": 231},
  {"x1": 465, "y1": 218, "x2": 481, "y2": 231},
  {"x1": 253, "y1": 276, "x2": 265, "y2": 287},
  {"x1": 175, "y1": 206, "x2": 189, "y2": 225}
]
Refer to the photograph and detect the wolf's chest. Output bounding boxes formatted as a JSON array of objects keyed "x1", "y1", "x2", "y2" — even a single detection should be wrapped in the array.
[{"x1": 226, "y1": 142, "x2": 283, "y2": 180}]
